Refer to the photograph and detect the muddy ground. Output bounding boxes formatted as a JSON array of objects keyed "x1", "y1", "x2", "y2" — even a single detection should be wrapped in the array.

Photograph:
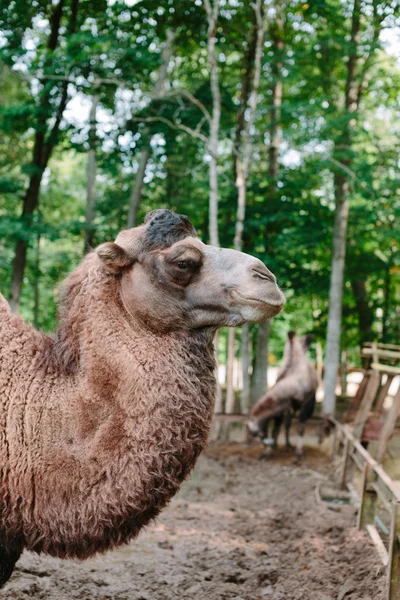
[{"x1": 1, "y1": 442, "x2": 385, "y2": 600}]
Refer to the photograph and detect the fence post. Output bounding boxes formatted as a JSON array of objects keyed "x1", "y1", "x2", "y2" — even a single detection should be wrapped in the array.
[
  {"x1": 339, "y1": 437, "x2": 350, "y2": 490},
  {"x1": 330, "y1": 426, "x2": 338, "y2": 460},
  {"x1": 357, "y1": 463, "x2": 377, "y2": 530},
  {"x1": 340, "y1": 350, "x2": 347, "y2": 396},
  {"x1": 387, "y1": 501, "x2": 400, "y2": 600}
]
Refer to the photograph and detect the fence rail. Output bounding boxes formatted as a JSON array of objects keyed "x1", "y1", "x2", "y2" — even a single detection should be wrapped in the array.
[{"x1": 329, "y1": 416, "x2": 400, "y2": 600}]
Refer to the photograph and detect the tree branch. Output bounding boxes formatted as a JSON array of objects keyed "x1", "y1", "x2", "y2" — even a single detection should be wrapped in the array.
[{"x1": 130, "y1": 116, "x2": 208, "y2": 143}]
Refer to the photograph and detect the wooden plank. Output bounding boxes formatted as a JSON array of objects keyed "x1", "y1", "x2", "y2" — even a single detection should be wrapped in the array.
[
  {"x1": 366, "y1": 524, "x2": 389, "y2": 566},
  {"x1": 364, "y1": 343, "x2": 400, "y2": 351},
  {"x1": 372, "y1": 481, "x2": 392, "y2": 513},
  {"x1": 347, "y1": 372, "x2": 370, "y2": 418},
  {"x1": 374, "y1": 464, "x2": 400, "y2": 504},
  {"x1": 339, "y1": 437, "x2": 350, "y2": 490},
  {"x1": 330, "y1": 427, "x2": 338, "y2": 460},
  {"x1": 377, "y1": 375, "x2": 396, "y2": 413},
  {"x1": 387, "y1": 502, "x2": 400, "y2": 600},
  {"x1": 213, "y1": 413, "x2": 248, "y2": 423},
  {"x1": 375, "y1": 389, "x2": 400, "y2": 464},
  {"x1": 372, "y1": 342, "x2": 379, "y2": 365},
  {"x1": 350, "y1": 451, "x2": 365, "y2": 472},
  {"x1": 372, "y1": 364, "x2": 400, "y2": 376},
  {"x1": 353, "y1": 371, "x2": 381, "y2": 437},
  {"x1": 362, "y1": 348, "x2": 400, "y2": 361},
  {"x1": 329, "y1": 417, "x2": 400, "y2": 503},
  {"x1": 358, "y1": 463, "x2": 378, "y2": 530},
  {"x1": 213, "y1": 413, "x2": 324, "y2": 424}
]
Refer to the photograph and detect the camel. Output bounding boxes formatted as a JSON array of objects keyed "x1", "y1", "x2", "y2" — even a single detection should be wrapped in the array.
[
  {"x1": 248, "y1": 331, "x2": 318, "y2": 458},
  {"x1": 0, "y1": 209, "x2": 285, "y2": 587}
]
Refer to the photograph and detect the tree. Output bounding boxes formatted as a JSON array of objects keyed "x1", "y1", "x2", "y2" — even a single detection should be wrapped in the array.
[
  {"x1": 8, "y1": 0, "x2": 80, "y2": 312},
  {"x1": 226, "y1": 0, "x2": 264, "y2": 414},
  {"x1": 251, "y1": 0, "x2": 285, "y2": 405},
  {"x1": 127, "y1": 29, "x2": 175, "y2": 228},
  {"x1": 203, "y1": 0, "x2": 221, "y2": 248},
  {"x1": 84, "y1": 93, "x2": 99, "y2": 251},
  {"x1": 323, "y1": 0, "x2": 387, "y2": 413}
]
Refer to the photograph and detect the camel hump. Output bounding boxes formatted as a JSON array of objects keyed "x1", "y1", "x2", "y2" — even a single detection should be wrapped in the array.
[{"x1": 0, "y1": 293, "x2": 11, "y2": 313}]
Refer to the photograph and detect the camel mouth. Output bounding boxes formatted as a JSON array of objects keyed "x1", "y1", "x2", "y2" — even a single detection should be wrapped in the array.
[{"x1": 229, "y1": 289, "x2": 285, "y2": 310}]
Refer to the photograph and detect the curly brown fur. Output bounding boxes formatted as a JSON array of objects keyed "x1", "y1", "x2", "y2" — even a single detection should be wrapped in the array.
[
  {"x1": 0, "y1": 259, "x2": 215, "y2": 562},
  {"x1": 0, "y1": 210, "x2": 285, "y2": 585}
]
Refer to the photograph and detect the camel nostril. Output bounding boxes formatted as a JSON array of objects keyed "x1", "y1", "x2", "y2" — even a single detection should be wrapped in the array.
[{"x1": 251, "y1": 266, "x2": 275, "y2": 283}]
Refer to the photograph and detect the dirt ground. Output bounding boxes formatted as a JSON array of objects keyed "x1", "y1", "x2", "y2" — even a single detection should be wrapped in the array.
[{"x1": 1, "y1": 442, "x2": 385, "y2": 600}]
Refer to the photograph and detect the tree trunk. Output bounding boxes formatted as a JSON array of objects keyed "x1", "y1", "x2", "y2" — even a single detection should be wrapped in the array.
[
  {"x1": 323, "y1": 177, "x2": 350, "y2": 413},
  {"x1": 203, "y1": 1, "x2": 222, "y2": 418},
  {"x1": 241, "y1": 323, "x2": 251, "y2": 412},
  {"x1": 232, "y1": 19, "x2": 257, "y2": 183},
  {"x1": 33, "y1": 234, "x2": 40, "y2": 329},
  {"x1": 382, "y1": 262, "x2": 391, "y2": 341},
  {"x1": 251, "y1": 320, "x2": 270, "y2": 404},
  {"x1": 225, "y1": 328, "x2": 236, "y2": 413},
  {"x1": 226, "y1": 0, "x2": 264, "y2": 414},
  {"x1": 323, "y1": 0, "x2": 361, "y2": 414},
  {"x1": 126, "y1": 29, "x2": 175, "y2": 229},
  {"x1": 204, "y1": 0, "x2": 221, "y2": 247},
  {"x1": 84, "y1": 94, "x2": 99, "y2": 252},
  {"x1": 9, "y1": 0, "x2": 79, "y2": 312},
  {"x1": 127, "y1": 145, "x2": 151, "y2": 228},
  {"x1": 351, "y1": 279, "x2": 373, "y2": 344},
  {"x1": 252, "y1": 1, "x2": 283, "y2": 397}
]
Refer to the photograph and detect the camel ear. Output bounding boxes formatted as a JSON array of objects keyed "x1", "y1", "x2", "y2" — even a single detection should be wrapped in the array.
[{"x1": 96, "y1": 242, "x2": 133, "y2": 273}]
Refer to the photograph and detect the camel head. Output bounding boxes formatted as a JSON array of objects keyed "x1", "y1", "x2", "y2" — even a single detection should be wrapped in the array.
[{"x1": 95, "y1": 209, "x2": 285, "y2": 331}]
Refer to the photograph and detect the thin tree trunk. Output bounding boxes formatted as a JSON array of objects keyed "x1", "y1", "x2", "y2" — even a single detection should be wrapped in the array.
[
  {"x1": 382, "y1": 262, "x2": 391, "y2": 341},
  {"x1": 251, "y1": 1, "x2": 283, "y2": 399},
  {"x1": 204, "y1": 0, "x2": 220, "y2": 247},
  {"x1": 241, "y1": 324, "x2": 251, "y2": 413},
  {"x1": 225, "y1": 329, "x2": 236, "y2": 413},
  {"x1": 323, "y1": 178, "x2": 350, "y2": 412},
  {"x1": 323, "y1": 0, "x2": 361, "y2": 414},
  {"x1": 126, "y1": 29, "x2": 175, "y2": 228},
  {"x1": 203, "y1": 0, "x2": 222, "y2": 416},
  {"x1": 351, "y1": 279, "x2": 373, "y2": 344},
  {"x1": 84, "y1": 94, "x2": 99, "y2": 252},
  {"x1": 33, "y1": 234, "x2": 40, "y2": 329},
  {"x1": 316, "y1": 341, "x2": 323, "y2": 383},
  {"x1": 251, "y1": 319, "x2": 270, "y2": 403},
  {"x1": 127, "y1": 145, "x2": 151, "y2": 228},
  {"x1": 226, "y1": 0, "x2": 264, "y2": 414},
  {"x1": 9, "y1": 0, "x2": 79, "y2": 312},
  {"x1": 213, "y1": 328, "x2": 223, "y2": 415},
  {"x1": 232, "y1": 19, "x2": 257, "y2": 183}
]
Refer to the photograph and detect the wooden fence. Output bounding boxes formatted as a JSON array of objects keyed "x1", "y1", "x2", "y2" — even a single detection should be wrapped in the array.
[{"x1": 330, "y1": 417, "x2": 400, "y2": 600}]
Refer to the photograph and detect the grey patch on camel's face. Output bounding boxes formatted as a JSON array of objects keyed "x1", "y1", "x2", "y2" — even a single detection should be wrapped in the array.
[{"x1": 144, "y1": 210, "x2": 197, "y2": 251}]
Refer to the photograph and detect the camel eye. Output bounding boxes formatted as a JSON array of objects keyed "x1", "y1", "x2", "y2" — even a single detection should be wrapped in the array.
[{"x1": 177, "y1": 261, "x2": 189, "y2": 270}]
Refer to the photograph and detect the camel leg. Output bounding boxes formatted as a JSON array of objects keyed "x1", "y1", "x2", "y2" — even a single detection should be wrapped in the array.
[
  {"x1": 284, "y1": 410, "x2": 294, "y2": 449},
  {"x1": 271, "y1": 415, "x2": 283, "y2": 449},
  {"x1": 259, "y1": 444, "x2": 273, "y2": 460},
  {"x1": 0, "y1": 544, "x2": 20, "y2": 588},
  {"x1": 295, "y1": 422, "x2": 305, "y2": 461},
  {"x1": 259, "y1": 418, "x2": 274, "y2": 460}
]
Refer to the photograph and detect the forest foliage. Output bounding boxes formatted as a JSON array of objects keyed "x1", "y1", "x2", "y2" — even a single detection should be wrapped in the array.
[{"x1": 0, "y1": 0, "x2": 399, "y2": 368}]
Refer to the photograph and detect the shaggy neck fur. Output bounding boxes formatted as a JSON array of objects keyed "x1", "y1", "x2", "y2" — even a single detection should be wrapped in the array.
[{"x1": 0, "y1": 254, "x2": 216, "y2": 560}]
